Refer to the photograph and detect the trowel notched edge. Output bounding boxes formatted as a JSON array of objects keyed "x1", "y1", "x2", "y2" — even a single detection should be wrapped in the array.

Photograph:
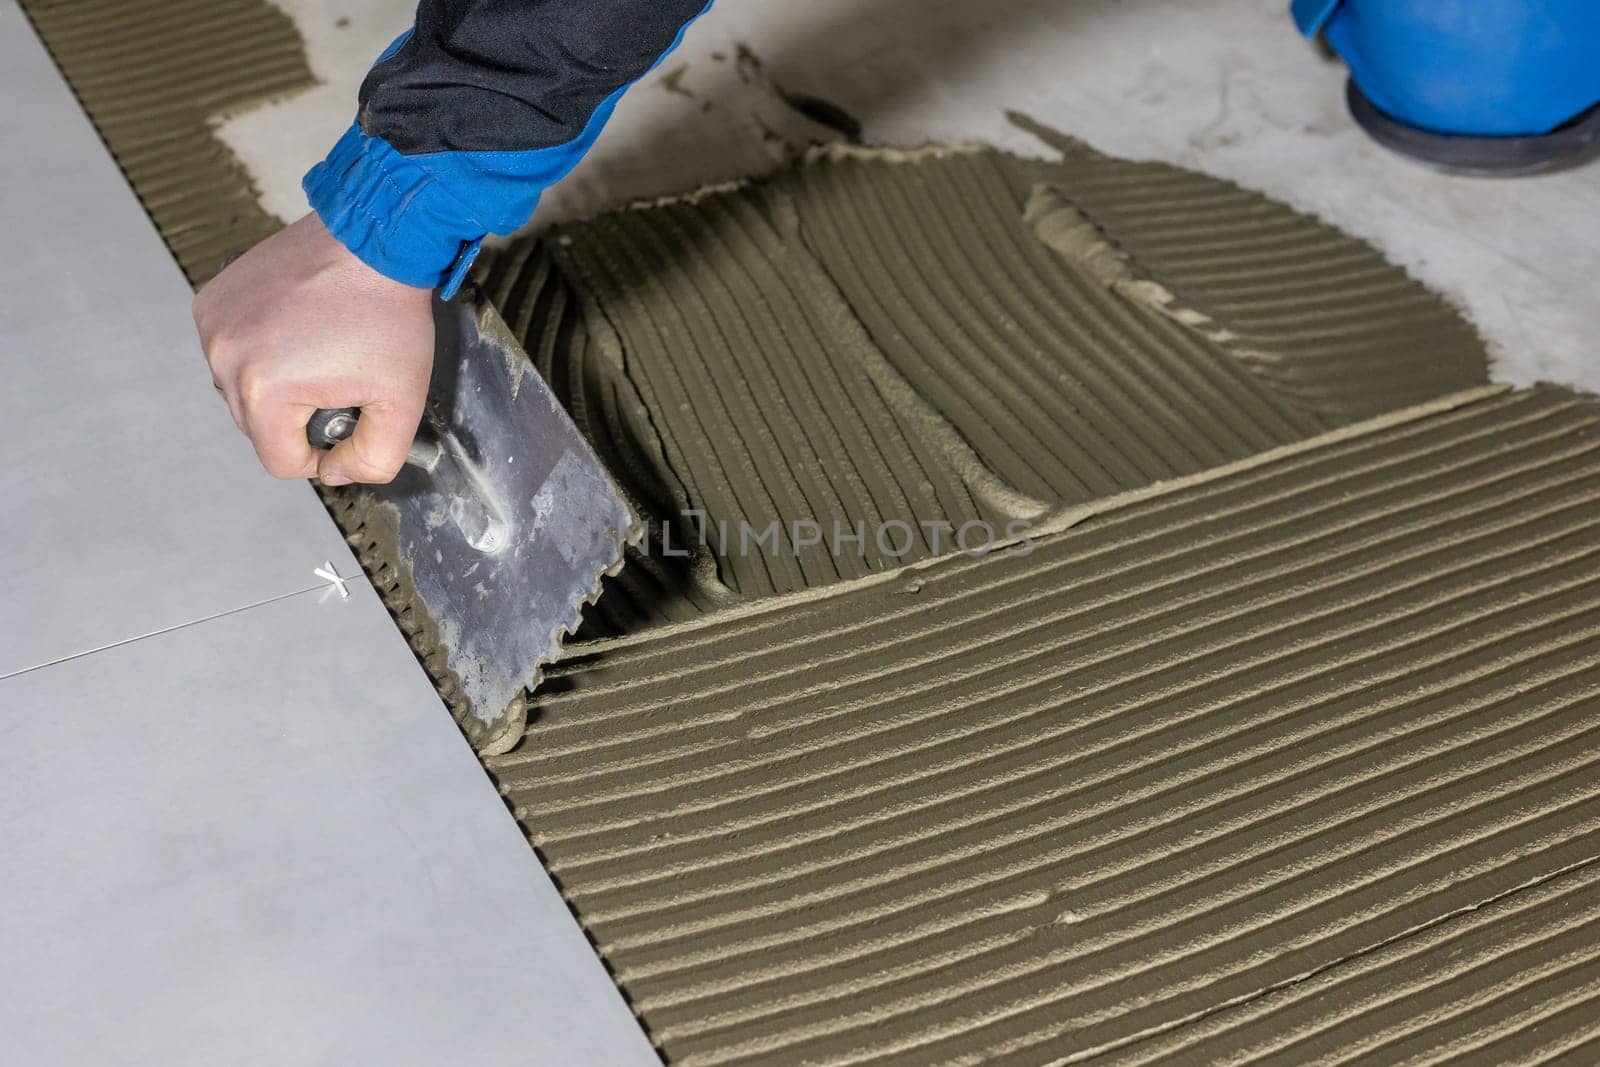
[{"x1": 356, "y1": 288, "x2": 641, "y2": 754}]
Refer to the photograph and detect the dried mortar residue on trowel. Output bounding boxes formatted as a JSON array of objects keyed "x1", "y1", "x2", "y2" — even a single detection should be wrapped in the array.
[{"x1": 25, "y1": 3, "x2": 1600, "y2": 1061}]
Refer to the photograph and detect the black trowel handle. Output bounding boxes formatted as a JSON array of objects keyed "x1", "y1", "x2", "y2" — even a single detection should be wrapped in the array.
[
  {"x1": 306, "y1": 407, "x2": 443, "y2": 472},
  {"x1": 307, "y1": 407, "x2": 361, "y2": 449}
]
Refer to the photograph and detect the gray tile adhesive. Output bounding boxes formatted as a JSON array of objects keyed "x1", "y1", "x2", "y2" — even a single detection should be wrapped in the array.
[
  {"x1": 488, "y1": 383, "x2": 1600, "y2": 1064},
  {"x1": 19, "y1": 0, "x2": 312, "y2": 286},
  {"x1": 471, "y1": 141, "x2": 1488, "y2": 636},
  {"x1": 22, "y1": 1, "x2": 1600, "y2": 1062}
]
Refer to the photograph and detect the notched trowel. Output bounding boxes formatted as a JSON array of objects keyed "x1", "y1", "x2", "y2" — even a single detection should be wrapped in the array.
[{"x1": 315, "y1": 288, "x2": 639, "y2": 755}]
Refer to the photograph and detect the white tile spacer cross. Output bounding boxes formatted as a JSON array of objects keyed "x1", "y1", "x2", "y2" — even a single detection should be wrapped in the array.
[{"x1": 313, "y1": 561, "x2": 352, "y2": 600}]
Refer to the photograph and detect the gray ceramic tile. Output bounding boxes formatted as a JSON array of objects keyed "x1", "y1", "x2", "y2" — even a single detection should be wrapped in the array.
[
  {"x1": 0, "y1": 576, "x2": 656, "y2": 1067},
  {"x1": 0, "y1": 0, "x2": 353, "y2": 677}
]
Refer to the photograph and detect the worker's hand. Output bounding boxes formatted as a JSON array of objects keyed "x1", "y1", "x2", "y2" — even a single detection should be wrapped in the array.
[{"x1": 193, "y1": 211, "x2": 434, "y2": 486}]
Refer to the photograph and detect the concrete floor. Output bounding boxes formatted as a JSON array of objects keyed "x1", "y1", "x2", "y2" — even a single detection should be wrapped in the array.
[{"x1": 220, "y1": 0, "x2": 1596, "y2": 393}]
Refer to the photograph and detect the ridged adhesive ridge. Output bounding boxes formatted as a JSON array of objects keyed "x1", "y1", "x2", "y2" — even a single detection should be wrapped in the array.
[
  {"x1": 1105, "y1": 857, "x2": 1600, "y2": 1065},
  {"x1": 1008, "y1": 114, "x2": 1490, "y2": 419},
  {"x1": 489, "y1": 385, "x2": 1600, "y2": 1064},
  {"x1": 18, "y1": 0, "x2": 312, "y2": 284},
  {"x1": 482, "y1": 146, "x2": 1487, "y2": 635}
]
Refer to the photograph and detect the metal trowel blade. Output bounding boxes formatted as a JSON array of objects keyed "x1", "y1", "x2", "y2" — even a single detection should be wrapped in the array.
[{"x1": 363, "y1": 288, "x2": 639, "y2": 754}]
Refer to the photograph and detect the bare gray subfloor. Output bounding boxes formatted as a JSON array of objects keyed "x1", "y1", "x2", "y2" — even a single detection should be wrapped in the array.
[{"x1": 223, "y1": 0, "x2": 1597, "y2": 393}]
